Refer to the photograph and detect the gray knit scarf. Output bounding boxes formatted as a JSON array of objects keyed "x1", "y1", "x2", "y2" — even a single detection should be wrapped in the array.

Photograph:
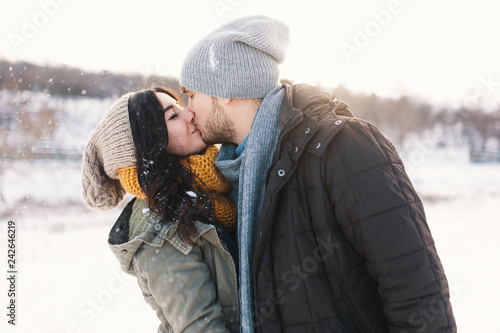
[{"x1": 215, "y1": 86, "x2": 284, "y2": 332}]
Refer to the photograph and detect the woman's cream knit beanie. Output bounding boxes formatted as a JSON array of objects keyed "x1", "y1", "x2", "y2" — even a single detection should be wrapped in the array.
[{"x1": 81, "y1": 93, "x2": 137, "y2": 210}]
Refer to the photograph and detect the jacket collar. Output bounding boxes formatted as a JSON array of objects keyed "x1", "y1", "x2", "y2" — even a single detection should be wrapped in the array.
[
  {"x1": 278, "y1": 84, "x2": 354, "y2": 162},
  {"x1": 108, "y1": 198, "x2": 221, "y2": 274}
]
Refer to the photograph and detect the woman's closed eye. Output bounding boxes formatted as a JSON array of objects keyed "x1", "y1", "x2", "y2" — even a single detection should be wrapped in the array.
[
  {"x1": 164, "y1": 105, "x2": 178, "y2": 120},
  {"x1": 168, "y1": 111, "x2": 178, "y2": 120}
]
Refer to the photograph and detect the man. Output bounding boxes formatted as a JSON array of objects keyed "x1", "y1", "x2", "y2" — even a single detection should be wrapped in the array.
[{"x1": 180, "y1": 15, "x2": 456, "y2": 333}]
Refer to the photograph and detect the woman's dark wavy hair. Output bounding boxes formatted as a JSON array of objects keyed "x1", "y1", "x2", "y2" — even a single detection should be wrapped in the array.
[{"x1": 127, "y1": 86, "x2": 214, "y2": 246}]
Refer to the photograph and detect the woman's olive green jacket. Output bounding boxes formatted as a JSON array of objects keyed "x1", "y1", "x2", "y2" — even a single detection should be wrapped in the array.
[{"x1": 108, "y1": 198, "x2": 239, "y2": 332}]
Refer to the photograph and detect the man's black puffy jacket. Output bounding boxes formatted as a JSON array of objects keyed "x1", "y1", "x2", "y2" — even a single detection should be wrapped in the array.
[{"x1": 251, "y1": 84, "x2": 456, "y2": 332}]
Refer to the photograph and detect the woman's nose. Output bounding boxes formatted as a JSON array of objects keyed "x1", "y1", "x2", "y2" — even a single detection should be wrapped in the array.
[{"x1": 180, "y1": 108, "x2": 195, "y2": 122}]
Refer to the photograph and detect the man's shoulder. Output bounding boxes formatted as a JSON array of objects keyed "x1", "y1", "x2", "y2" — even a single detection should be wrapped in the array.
[
  {"x1": 285, "y1": 83, "x2": 354, "y2": 121},
  {"x1": 286, "y1": 83, "x2": 332, "y2": 111},
  {"x1": 281, "y1": 83, "x2": 390, "y2": 156}
]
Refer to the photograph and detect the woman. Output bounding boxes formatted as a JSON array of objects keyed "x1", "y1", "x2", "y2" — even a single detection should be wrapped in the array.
[{"x1": 81, "y1": 86, "x2": 239, "y2": 332}]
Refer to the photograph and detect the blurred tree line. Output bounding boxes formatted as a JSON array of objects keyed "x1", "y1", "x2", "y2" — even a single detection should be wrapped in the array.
[
  {"x1": 0, "y1": 59, "x2": 182, "y2": 101},
  {"x1": 1, "y1": 59, "x2": 499, "y2": 156},
  {"x1": 326, "y1": 84, "x2": 500, "y2": 154},
  {"x1": 0, "y1": 59, "x2": 185, "y2": 160}
]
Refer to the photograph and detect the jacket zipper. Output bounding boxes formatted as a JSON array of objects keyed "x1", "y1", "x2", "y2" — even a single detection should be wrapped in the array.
[{"x1": 253, "y1": 108, "x2": 304, "y2": 332}]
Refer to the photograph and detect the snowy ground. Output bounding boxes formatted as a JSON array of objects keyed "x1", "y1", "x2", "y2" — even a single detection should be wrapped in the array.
[{"x1": 0, "y1": 146, "x2": 499, "y2": 332}]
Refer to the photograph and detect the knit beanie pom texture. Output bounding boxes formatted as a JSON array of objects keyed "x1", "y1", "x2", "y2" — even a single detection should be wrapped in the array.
[
  {"x1": 180, "y1": 15, "x2": 290, "y2": 99},
  {"x1": 81, "y1": 93, "x2": 137, "y2": 210}
]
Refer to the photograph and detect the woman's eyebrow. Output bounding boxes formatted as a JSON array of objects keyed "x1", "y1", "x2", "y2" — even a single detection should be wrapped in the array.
[{"x1": 163, "y1": 105, "x2": 174, "y2": 112}]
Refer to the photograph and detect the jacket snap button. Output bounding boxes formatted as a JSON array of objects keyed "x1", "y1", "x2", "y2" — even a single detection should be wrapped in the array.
[
  {"x1": 122, "y1": 249, "x2": 128, "y2": 254},
  {"x1": 294, "y1": 146, "x2": 298, "y2": 153},
  {"x1": 278, "y1": 169, "x2": 286, "y2": 177},
  {"x1": 304, "y1": 127, "x2": 310, "y2": 134},
  {"x1": 335, "y1": 120, "x2": 343, "y2": 125},
  {"x1": 154, "y1": 223, "x2": 162, "y2": 231},
  {"x1": 258, "y1": 231, "x2": 262, "y2": 237},
  {"x1": 316, "y1": 142, "x2": 321, "y2": 149}
]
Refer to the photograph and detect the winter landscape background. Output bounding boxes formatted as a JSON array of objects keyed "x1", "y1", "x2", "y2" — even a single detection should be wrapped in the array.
[
  {"x1": 0, "y1": 62, "x2": 499, "y2": 333},
  {"x1": 1, "y1": 0, "x2": 500, "y2": 331}
]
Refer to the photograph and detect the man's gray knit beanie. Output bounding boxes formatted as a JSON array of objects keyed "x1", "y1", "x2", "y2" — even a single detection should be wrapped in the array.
[{"x1": 180, "y1": 15, "x2": 290, "y2": 99}]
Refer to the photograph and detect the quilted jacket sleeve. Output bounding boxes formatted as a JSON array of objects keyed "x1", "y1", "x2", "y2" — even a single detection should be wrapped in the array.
[
  {"x1": 133, "y1": 240, "x2": 230, "y2": 333},
  {"x1": 327, "y1": 119, "x2": 456, "y2": 332}
]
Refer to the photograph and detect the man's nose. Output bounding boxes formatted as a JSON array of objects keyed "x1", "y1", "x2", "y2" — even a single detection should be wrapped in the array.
[{"x1": 186, "y1": 99, "x2": 194, "y2": 112}]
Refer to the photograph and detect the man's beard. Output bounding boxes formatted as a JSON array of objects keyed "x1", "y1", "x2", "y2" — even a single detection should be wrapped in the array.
[{"x1": 200, "y1": 97, "x2": 236, "y2": 145}]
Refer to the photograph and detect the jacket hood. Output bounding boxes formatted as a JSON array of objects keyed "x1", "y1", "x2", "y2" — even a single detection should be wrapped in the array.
[
  {"x1": 287, "y1": 83, "x2": 354, "y2": 120},
  {"x1": 274, "y1": 84, "x2": 354, "y2": 163}
]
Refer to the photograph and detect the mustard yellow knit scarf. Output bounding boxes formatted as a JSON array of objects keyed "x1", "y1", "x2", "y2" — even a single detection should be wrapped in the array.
[{"x1": 118, "y1": 145, "x2": 237, "y2": 232}]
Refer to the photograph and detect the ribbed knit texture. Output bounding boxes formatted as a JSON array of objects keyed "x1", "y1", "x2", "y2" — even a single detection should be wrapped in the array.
[
  {"x1": 81, "y1": 93, "x2": 136, "y2": 210},
  {"x1": 182, "y1": 145, "x2": 238, "y2": 232},
  {"x1": 215, "y1": 86, "x2": 284, "y2": 332},
  {"x1": 118, "y1": 167, "x2": 147, "y2": 200},
  {"x1": 180, "y1": 15, "x2": 289, "y2": 99}
]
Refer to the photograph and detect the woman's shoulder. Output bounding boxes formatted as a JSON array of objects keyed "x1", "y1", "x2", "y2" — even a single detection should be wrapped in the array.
[{"x1": 130, "y1": 199, "x2": 219, "y2": 253}]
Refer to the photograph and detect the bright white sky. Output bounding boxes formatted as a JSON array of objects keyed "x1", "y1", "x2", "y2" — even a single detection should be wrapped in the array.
[{"x1": 1, "y1": 0, "x2": 499, "y2": 109}]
